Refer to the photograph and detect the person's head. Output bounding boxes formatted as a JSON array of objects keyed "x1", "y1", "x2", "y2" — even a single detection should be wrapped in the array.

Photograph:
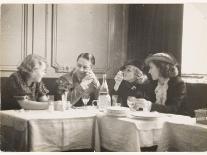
[
  {"x1": 18, "y1": 54, "x2": 47, "y2": 82},
  {"x1": 122, "y1": 60, "x2": 147, "y2": 83},
  {"x1": 145, "y1": 52, "x2": 179, "y2": 80},
  {"x1": 76, "y1": 53, "x2": 95, "y2": 78}
]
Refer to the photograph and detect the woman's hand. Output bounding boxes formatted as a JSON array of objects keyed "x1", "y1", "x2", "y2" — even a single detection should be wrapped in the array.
[
  {"x1": 137, "y1": 74, "x2": 148, "y2": 84},
  {"x1": 114, "y1": 71, "x2": 124, "y2": 91}
]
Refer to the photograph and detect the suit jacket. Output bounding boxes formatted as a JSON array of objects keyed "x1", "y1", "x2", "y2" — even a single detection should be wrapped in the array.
[
  {"x1": 56, "y1": 69, "x2": 100, "y2": 106},
  {"x1": 147, "y1": 76, "x2": 187, "y2": 114}
]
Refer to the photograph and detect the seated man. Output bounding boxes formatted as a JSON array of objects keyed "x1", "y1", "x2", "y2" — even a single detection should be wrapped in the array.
[{"x1": 56, "y1": 53, "x2": 100, "y2": 106}]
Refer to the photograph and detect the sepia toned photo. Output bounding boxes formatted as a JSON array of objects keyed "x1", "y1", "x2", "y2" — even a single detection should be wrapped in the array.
[{"x1": 0, "y1": 1, "x2": 207, "y2": 153}]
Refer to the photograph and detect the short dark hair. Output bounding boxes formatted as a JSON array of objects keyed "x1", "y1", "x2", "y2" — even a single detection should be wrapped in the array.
[
  {"x1": 152, "y1": 60, "x2": 179, "y2": 78},
  {"x1": 77, "y1": 53, "x2": 95, "y2": 65}
]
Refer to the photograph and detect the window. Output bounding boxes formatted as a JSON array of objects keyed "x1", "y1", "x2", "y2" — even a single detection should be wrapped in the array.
[{"x1": 182, "y1": 4, "x2": 207, "y2": 76}]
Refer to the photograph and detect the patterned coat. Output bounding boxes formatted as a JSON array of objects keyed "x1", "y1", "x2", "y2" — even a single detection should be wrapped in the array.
[{"x1": 3, "y1": 71, "x2": 49, "y2": 110}]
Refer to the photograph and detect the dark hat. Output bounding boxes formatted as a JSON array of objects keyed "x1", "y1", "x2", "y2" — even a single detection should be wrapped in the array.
[
  {"x1": 145, "y1": 53, "x2": 177, "y2": 65},
  {"x1": 121, "y1": 59, "x2": 145, "y2": 71}
]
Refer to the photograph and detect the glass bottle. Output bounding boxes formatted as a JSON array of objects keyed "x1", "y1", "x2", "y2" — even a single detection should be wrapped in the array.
[
  {"x1": 98, "y1": 74, "x2": 111, "y2": 111},
  {"x1": 61, "y1": 91, "x2": 68, "y2": 111}
]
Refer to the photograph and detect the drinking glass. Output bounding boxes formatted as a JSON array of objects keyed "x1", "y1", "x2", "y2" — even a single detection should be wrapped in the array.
[
  {"x1": 47, "y1": 95, "x2": 54, "y2": 112},
  {"x1": 112, "y1": 95, "x2": 118, "y2": 106},
  {"x1": 48, "y1": 95, "x2": 54, "y2": 101},
  {"x1": 127, "y1": 96, "x2": 136, "y2": 111},
  {"x1": 66, "y1": 101, "x2": 72, "y2": 110},
  {"x1": 112, "y1": 95, "x2": 121, "y2": 107},
  {"x1": 82, "y1": 94, "x2": 90, "y2": 109}
]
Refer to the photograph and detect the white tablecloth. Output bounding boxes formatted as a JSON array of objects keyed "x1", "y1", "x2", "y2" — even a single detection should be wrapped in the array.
[
  {"x1": 157, "y1": 120, "x2": 207, "y2": 152},
  {"x1": 0, "y1": 109, "x2": 99, "y2": 152},
  {"x1": 96, "y1": 112, "x2": 207, "y2": 152},
  {"x1": 1, "y1": 109, "x2": 206, "y2": 152},
  {"x1": 97, "y1": 114, "x2": 141, "y2": 151},
  {"x1": 96, "y1": 112, "x2": 169, "y2": 151}
]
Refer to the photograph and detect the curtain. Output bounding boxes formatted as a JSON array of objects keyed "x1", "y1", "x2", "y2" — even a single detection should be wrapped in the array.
[{"x1": 127, "y1": 4, "x2": 183, "y2": 67}]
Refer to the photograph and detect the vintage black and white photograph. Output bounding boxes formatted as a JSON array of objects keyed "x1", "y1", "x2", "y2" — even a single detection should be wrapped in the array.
[{"x1": 0, "y1": 0, "x2": 207, "y2": 153}]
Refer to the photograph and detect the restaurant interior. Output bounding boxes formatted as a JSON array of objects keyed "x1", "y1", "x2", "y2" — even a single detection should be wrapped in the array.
[{"x1": 0, "y1": 3, "x2": 207, "y2": 152}]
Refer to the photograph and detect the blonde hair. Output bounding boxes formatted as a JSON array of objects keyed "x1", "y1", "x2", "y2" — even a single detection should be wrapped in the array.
[
  {"x1": 18, "y1": 54, "x2": 47, "y2": 73},
  {"x1": 125, "y1": 65, "x2": 148, "y2": 84}
]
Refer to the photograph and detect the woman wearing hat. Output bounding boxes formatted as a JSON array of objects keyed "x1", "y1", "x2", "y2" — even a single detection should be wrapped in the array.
[
  {"x1": 143, "y1": 52, "x2": 187, "y2": 114},
  {"x1": 113, "y1": 59, "x2": 149, "y2": 108}
]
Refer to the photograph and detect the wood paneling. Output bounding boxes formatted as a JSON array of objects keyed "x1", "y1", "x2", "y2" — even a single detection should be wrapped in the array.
[
  {"x1": 106, "y1": 5, "x2": 128, "y2": 78},
  {"x1": 51, "y1": 4, "x2": 110, "y2": 73},
  {"x1": 51, "y1": 4, "x2": 128, "y2": 78},
  {"x1": 0, "y1": 4, "x2": 128, "y2": 78},
  {"x1": 33, "y1": 4, "x2": 48, "y2": 58},
  {"x1": 0, "y1": 5, "x2": 26, "y2": 71}
]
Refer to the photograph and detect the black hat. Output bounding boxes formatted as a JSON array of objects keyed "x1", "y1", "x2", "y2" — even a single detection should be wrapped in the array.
[{"x1": 121, "y1": 59, "x2": 145, "y2": 71}]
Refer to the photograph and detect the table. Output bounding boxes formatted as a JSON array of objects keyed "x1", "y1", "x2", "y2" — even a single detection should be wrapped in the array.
[
  {"x1": 157, "y1": 120, "x2": 207, "y2": 151},
  {"x1": 1, "y1": 109, "x2": 207, "y2": 152},
  {"x1": 97, "y1": 113, "x2": 207, "y2": 152},
  {"x1": 96, "y1": 113, "x2": 168, "y2": 152},
  {"x1": 0, "y1": 109, "x2": 100, "y2": 152}
]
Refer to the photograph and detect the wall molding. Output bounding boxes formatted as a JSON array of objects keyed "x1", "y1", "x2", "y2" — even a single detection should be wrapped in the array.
[
  {"x1": 0, "y1": 5, "x2": 27, "y2": 71},
  {"x1": 0, "y1": 4, "x2": 49, "y2": 72},
  {"x1": 44, "y1": 5, "x2": 48, "y2": 59},
  {"x1": 32, "y1": 4, "x2": 48, "y2": 59},
  {"x1": 51, "y1": 4, "x2": 111, "y2": 73}
]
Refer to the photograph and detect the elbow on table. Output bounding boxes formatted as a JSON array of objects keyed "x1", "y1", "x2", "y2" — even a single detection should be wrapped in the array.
[
  {"x1": 38, "y1": 95, "x2": 49, "y2": 102},
  {"x1": 17, "y1": 100, "x2": 49, "y2": 110}
]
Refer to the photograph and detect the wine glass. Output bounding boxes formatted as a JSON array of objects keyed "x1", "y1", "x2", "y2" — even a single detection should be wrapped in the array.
[
  {"x1": 82, "y1": 94, "x2": 90, "y2": 109},
  {"x1": 127, "y1": 96, "x2": 136, "y2": 111}
]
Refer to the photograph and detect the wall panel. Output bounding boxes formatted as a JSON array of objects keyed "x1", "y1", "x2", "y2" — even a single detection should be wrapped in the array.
[
  {"x1": 51, "y1": 4, "x2": 128, "y2": 78},
  {"x1": 0, "y1": 5, "x2": 26, "y2": 71},
  {"x1": 33, "y1": 4, "x2": 48, "y2": 58},
  {"x1": 0, "y1": 4, "x2": 128, "y2": 79},
  {"x1": 51, "y1": 4, "x2": 110, "y2": 73}
]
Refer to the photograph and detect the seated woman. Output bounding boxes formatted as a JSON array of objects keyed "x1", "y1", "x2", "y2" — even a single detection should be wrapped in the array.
[
  {"x1": 143, "y1": 52, "x2": 187, "y2": 114},
  {"x1": 3, "y1": 54, "x2": 49, "y2": 110},
  {"x1": 56, "y1": 53, "x2": 100, "y2": 106},
  {"x1": 112, "y1": 60, "x2": 149, "y2": 107}
]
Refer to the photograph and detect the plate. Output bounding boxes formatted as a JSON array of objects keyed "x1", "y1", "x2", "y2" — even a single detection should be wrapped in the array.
[
  {"x1": 107, "y1": 107, "x2": 129, "y2": 114},
  {"x1": 106, "y1": 111, "x2": 127, "y2": 117},
  {"x1": 106, "y1": 107, "x2": 129, "y2": 117},
  {"x1": 129, "y1": 111, "x2": 164, "y2": 119}
]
